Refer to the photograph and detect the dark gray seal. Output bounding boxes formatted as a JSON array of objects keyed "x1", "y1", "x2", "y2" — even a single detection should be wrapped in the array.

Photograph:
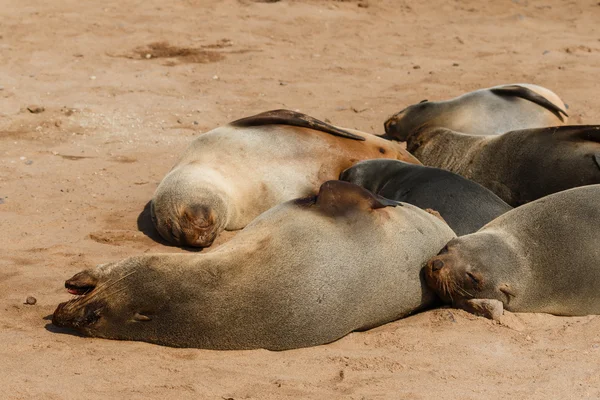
[
  {"x1": 424, "y1": 185, "x2": 600, "y2": 318},
  {"x1": 339, "y1": 159, "x2": 512, "y2": 235},
  {"x1": 53, "y1": 181, "x2": 455, "y2": 350},
  {"x1": 384, "y1": 83, "x2": 568, "y2": 140}
]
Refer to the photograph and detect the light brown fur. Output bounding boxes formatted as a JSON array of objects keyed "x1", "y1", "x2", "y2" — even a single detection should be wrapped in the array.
[
  {"x1": 151, "y1": 111, "x2": 419, "y2": 247},
  {"x1": 384, "y1": 83, "x2": 567, "y2": 140},
  {"x1": 54, "y1": 181, "x2": 455, "y2": 350},
  {"x1": 424, "y1": 185, "x2": 600, "y2": 317}
]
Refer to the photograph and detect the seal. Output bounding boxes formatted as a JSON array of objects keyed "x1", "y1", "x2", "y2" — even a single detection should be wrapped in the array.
[
  {"x1": 384, "y1": 83, "x2": 568, "y2": 140},
  {"x1": 52, "y1": 180, "x2": 456, "y2": 350},
  {"x1": 339, "y1": 159, "x2": 512, "y2": 235},
  {"x1": 405, "y1": 125, "x2": 600, "y2": 206},
  {"x1": 150, "y1": 109, "x2": 419, "y2": 247},
  {"x1": 424, "y1": 184, "x2": 600, "y2": 318}
]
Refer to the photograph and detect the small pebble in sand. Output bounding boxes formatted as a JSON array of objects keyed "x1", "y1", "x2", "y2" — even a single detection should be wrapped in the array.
[
  {"x1": 25, "y1": 160, "x2": 33, "y2": 165},
  {"x1": 25, "y1": 296, "x2": 37, "y2": 305},
  {"x1": 212, "y1": 75, "x2": 219, "y2": 80},
  {"x1": 145, "y1": 53, "x2": 152, "y2": 59}
]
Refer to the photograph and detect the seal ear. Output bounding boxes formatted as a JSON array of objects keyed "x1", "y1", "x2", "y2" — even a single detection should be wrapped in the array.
[
  {"x1": 132, "y1": 313, "x2": 152, "y2": 322},
  {"x1": 315, "y1": 180, "x2": 400, "y2": 217},
  {"x1": 490, "y1": 85, "x2": 568, "y2": 121}
]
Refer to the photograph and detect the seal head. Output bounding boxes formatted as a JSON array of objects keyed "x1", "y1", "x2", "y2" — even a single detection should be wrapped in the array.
[
  {"x1": 150, "y1": 167, "x2": 229, "y2": 247},
  {"x1": 424, "y1": 233, "x2": 519, "y2": 307}
]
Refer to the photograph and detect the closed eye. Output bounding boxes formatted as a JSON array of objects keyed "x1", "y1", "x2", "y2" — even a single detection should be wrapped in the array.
[{"x1": 466, "y1": 272, "x2": 480, "y2": 285}]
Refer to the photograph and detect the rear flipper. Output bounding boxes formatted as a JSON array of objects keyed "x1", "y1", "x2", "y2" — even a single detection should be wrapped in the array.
[{"x1": 491, "y1": 85, "x2": 568, "y2": 121}]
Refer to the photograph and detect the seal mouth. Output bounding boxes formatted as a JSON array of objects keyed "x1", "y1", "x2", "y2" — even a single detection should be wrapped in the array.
[
  {"x1": 65, "y1": 271, "x2": 98, "y2": 296},
  {"x1": 66, "y1": 282, "x2": 96, "y2": 296}
]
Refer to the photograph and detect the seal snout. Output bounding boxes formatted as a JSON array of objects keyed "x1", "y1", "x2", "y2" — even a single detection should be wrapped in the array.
[
  {"x1": 65, "y1": 271, "x2": 98, "y2": 296},
  {"x1": 384, "y1": 116, "x2": 401, "y2": 136},
  {"x1": 176, "y1": 205, "x2": 219, "y2": 247},
  {"x1": 430, "y1": 258, "x2": 445, "y2": 272},
  {"x1": 424, "y1": 251, "x2": 461, "y2": 304}
]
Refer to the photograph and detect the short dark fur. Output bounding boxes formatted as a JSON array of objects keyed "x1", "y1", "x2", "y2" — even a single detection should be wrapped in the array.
[
  {"x1": 407, "y1": 125, "x2": 600, "y2": 206},
  {"x1": 230, "y1": 109, "x2": 366, "y2": 141},
  {"x1": 340, "y1": 159, "x2": 512, "y2": 235}
]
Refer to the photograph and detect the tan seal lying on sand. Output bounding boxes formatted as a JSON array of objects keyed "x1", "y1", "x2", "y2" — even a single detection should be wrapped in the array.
[
  {"x1": 404, "y1": 125, "x2": 600, "y2": 206},
  {"x1": 151, "y1": 109, "x2": 419, "y2": 247},
  {"x1": 384, "y1": 83, "x2": 568, "y2": 140},
  {"x1": 424, "y1": 185, "x2": 600, "y2": 320},
  {"x1": 53, "y1": 181, "x2": 455, "y2": 350}
]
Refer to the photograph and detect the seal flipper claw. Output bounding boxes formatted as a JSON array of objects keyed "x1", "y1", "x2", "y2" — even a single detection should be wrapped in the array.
[
  {"x1": 491, "y1": 85, "x2": 568, "y2": 121},
  {"x1": 457, "y1": 298, "x2": 504, "y2": 320},
  {"x1": 594, "y1": 154, "x2": 600, "y2": 170},
  {"x1": 230, "y1": 109, "x2": 366, "y2": 141}
]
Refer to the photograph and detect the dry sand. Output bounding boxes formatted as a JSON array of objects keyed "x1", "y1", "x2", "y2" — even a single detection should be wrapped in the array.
[{"x1": 1, "y1": 0, "x2": 600, "y2": 398}]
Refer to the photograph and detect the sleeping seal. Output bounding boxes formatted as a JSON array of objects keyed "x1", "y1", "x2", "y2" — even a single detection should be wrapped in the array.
[
  {"x1": 384, "y1": 83, "x2": 568, "y2": 140},
  {"x1": 150, "y1": 109, "x2": 419, "y2": 247},
  {"x1": 424, "y1": 185, "x2": 600, "y2": 318},
  {"x1": 339, "y1": 159, "x2": 512, "y2": 235},
  {"x1": 53, "y1": 181, "x2": 455, "y2": 350},
  {"x1": 405, "y1": 125, "x2": 600, "y2": 206}
]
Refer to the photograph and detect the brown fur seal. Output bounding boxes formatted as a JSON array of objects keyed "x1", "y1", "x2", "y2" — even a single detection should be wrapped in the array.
[
  {"x1": 150, "y1": 109, "x2": 419, "y2": 247},
  {"x1": 384, "y1": 83, "x2": 568, "y2": 140},
  {"x1": 424, "y1": 185, "x2": 600, "y2": 318},
  {"x1": 404, "y1": 125, "x2": 600, "y2": 206},
  {"x1": 53, "y1": 181, "x2": 456, "y2": 350},
  {"x1": 339, "y1": 159, "x2": 512, "y2": 235}
]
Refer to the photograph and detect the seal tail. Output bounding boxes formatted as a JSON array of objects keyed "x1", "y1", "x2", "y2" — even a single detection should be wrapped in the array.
[
  {"x1": 230, "y1": 109, "x2": 366, "y2": 141},
  {"x1": 490, "y1": 85, "x2": 568, "y2": 121}
]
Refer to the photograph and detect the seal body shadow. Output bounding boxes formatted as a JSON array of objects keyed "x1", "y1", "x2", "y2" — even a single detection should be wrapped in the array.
[
  {"x1": 151, "y1": 109, "x2": 419, "y2": 247},
  {"x1": 424, "y1": 185, "x2": 600, "y2": 317},
  {"x1": 384, "y1": 83, "x2": 567, "y2": 140},
  {"x1": 340, "y1": 159, "x2": 512, "y2": 235},
  {"x1": 407, "y1": 125, "x2": 600, "y2": 206},
  {"x1": 53, "y1": 181, "x2": 455, "y2": 350}
]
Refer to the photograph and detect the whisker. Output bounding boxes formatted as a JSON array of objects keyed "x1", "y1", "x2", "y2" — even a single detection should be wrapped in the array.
[{"x1": 78, "y1": 269, "x2": 137, "y2": 306}]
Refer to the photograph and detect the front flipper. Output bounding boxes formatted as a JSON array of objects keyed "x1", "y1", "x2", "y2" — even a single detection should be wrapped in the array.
[
  {"x1": 456, "y1": 298, "x2": 504, "y2": 320},
  {"x1": 230, "y1": 109, "x2": 366, "y2": 141},
  {"x1": 315, "y1": 180, "x2": 401, "y2": 217},
  {"x1": 490, "y1": 85, "x2": 568, "y2": 121}
]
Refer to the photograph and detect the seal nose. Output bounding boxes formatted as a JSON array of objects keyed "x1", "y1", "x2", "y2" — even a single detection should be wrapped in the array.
[
  {"x1": 430, "y1": 258, "x2": 445, "y2": 272},
  {"x1": 384, "y1": 118, "x2": 397, "y2": 134}
]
